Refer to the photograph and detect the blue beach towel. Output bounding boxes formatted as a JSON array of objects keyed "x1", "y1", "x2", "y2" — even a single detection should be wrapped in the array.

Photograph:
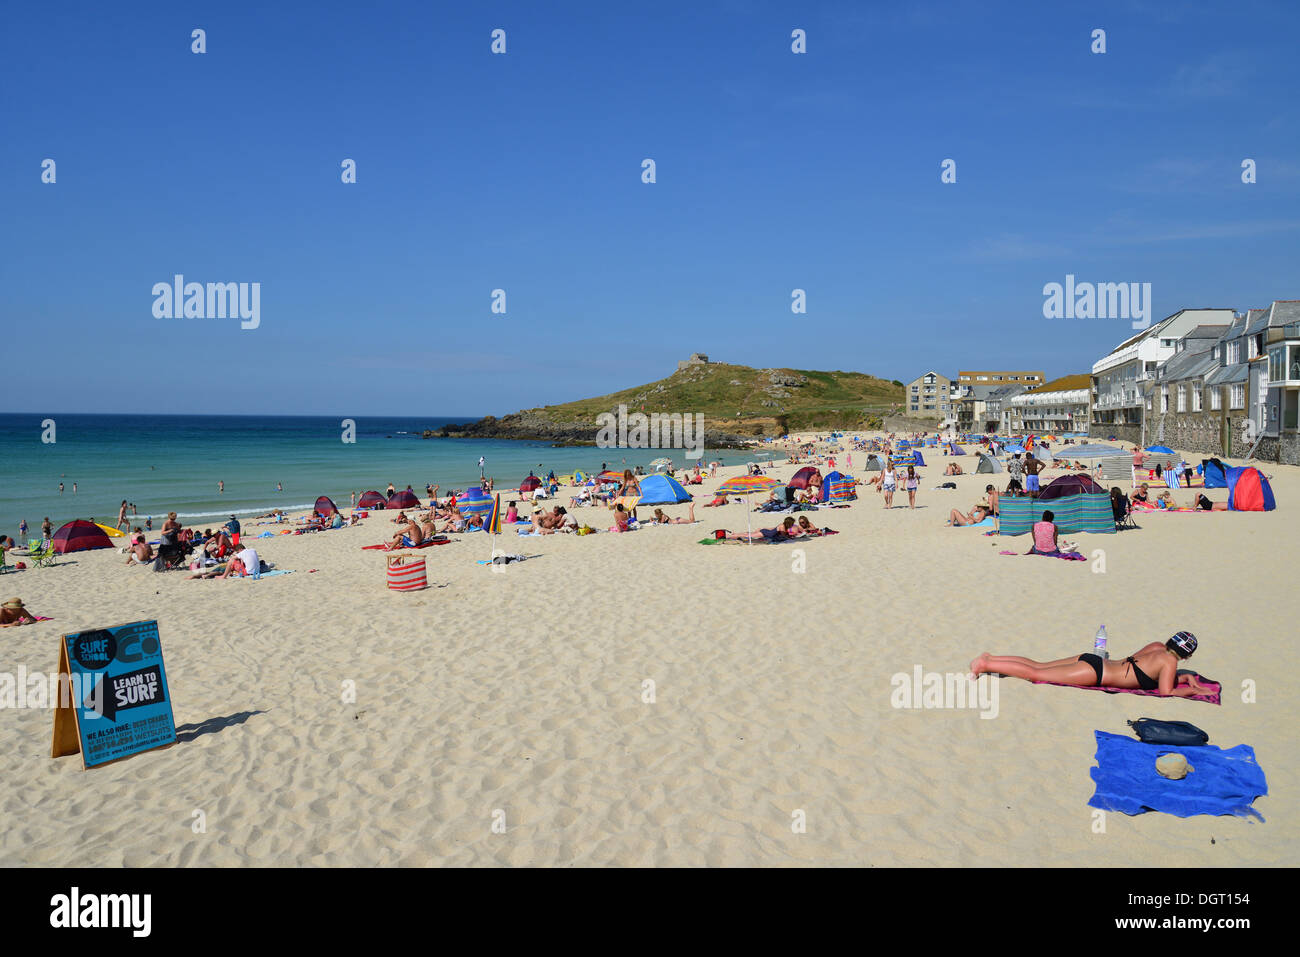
[{"x1": 1087, "y1": 731, "x2": 1268, "y2": 821}]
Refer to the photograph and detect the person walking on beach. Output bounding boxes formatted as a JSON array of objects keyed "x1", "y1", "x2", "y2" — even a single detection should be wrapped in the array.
[
  {"x1": 41, "y1": 517, "x2": 52, "y2": 540},
  {"x1": 1007, "y1": 454, "x2": 1023, "y2": 485},
  {"x1": 881, "y1": 465, "x2": 897, "y2": 508},
  {"x1": 906, "y1": 466, "x2": 919, "y2": 509},
  {"x1": 117, "y1": 500, "x2": 129, "y2": 531}
]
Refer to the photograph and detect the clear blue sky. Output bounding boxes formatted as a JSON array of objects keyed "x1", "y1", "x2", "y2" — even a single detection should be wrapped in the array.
[{"x1": 3, "y1": 0, "x2": 1298, "y2": 416}]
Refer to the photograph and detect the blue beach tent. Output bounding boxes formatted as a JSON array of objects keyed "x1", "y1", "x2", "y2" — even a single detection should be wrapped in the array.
[
  {"x1": 1201, "y1": 458, "x2": 1228, "y2": 489},
  {"x1": 634, "y1": 474, "x2": 693, "y2": 505}
]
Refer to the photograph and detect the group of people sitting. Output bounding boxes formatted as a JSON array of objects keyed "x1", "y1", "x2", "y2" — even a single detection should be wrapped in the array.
[{"x1": 1129, "y1": 483, "x2": 1227, "y2": 511}]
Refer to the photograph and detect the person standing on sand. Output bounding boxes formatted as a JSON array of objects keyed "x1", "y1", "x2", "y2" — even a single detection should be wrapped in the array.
[
  {"x1": 881, "y1": 466, "x2": 897, "y2": 508},
  {"x1": 906, "y1": 466, "x2": 919, "y2": 509},
  {"x1": 41, "y1": 517, "x2": 52, "y2": 540},
  {"x1": 1023, "y1": 455, "x2": 1042, "y2": 495},
  {"x1": 117, "y1": 500, "x2": 129, "y2": 530},
  {"x1": 351, "y1": 491, "x2": 357, "y2": 507}
]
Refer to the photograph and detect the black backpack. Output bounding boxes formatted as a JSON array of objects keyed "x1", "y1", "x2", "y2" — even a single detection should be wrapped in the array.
[{"x1": 1128, "y1": 718, "x2": 1208, "y2": 747}]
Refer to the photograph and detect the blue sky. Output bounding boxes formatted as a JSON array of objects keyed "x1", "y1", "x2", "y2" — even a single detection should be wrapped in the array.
[{"x1": 3, "y1": 0, "x2": 1298, "y2": 416}]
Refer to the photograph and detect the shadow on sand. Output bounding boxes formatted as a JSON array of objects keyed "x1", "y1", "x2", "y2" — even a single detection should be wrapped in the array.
[{"x1": 176, "y1": 710, "x2": 267, "y2": 743}]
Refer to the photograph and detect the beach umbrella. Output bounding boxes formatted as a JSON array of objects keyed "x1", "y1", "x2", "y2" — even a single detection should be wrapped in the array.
[
  {"x1": 649, "y1": 457, "x2": 672, "y2": 471},
  {"x1": 485, "y1": 493, "x2": 502, "y2": 562},
  {"x1": 519, "y1": 476, "x2": 541, "y2": 493},
  {"x1": 1145, "y1": 445, "x2": 1174, "y2": 454},
  {"x1": 715, "y1": 475, "x2": 782, "y2": 545},
  {"x1": 1064, "y1": 443, "x2": 1127, "y2": 459},
  {"x1": 595, "y1": 470, "x2": 625, "y2": 483}
]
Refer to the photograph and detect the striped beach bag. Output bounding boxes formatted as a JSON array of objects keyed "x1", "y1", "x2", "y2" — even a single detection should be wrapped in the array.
[{"x1": 386, "y1": 555, "x2": 427, "y2": 591}]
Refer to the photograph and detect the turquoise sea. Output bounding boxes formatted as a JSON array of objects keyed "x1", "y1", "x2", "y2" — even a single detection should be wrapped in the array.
[{"x1": 0, "y1": 414, "x2": 738, "y2": 537}]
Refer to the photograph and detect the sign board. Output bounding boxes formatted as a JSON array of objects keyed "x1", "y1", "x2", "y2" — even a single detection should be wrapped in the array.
[{"x1": 52, "y1": 620, "x2": 176, "y2": 769}]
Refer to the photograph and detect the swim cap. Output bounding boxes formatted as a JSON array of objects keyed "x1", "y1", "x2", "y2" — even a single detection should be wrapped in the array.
[{"x1": 1169, "y1": 631, "x2": 1198, "y2": 657}]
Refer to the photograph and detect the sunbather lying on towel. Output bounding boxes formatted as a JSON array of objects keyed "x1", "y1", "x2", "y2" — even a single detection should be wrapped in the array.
[
  {"x1": 719, "y1": 517, "x2": 805, "y2": 541},
  {"x1": 651, "y1": 505, "x2": 696, "y2": 525},
  {"x1": 945, "y1": 505, "x2": 991, "y2": 526},
  {"x1": 970, "y1": 631, "x2": 1212, "y2": 696},
  {"x1": 0, "y1": 597, "x2": 39, "y2": 627},
  {"x1": 701, "y1": 494, "x2": 729, "y2": 507}
]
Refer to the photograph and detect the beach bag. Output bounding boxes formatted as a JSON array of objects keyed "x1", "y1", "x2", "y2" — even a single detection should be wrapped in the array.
[
  {"x1": 1127, "y1": 718, "x2": 1208, "y2": 747},
  {"x1": 386, "y1": 555, "x2": 427, "y2": 591},
  {"x1": 714, "y1": 529, "x2": 726, "y2": 539}
]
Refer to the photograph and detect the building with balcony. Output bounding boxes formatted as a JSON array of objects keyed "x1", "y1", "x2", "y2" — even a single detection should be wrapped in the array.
[
  {"x1": 1008, "y1": 374, "x2": 1092, "y2": 434},
  {"x1": 956, "y1": 370, "x2": 1045, "y2": 388},
  {"x1": 905, "y1": 371, "x2": 953, "y2": 421},
  {"x1": 1258, "y1": 300, "x2": 1300, "y2": 464},
  {"x1": 1089, "y1": 308, "x2": 1236, "y2": 445}
]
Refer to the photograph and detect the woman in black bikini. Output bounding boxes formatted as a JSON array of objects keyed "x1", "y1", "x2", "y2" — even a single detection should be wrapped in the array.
[{"x1": 970, "y1": 631, "x2": 1211, "y2": 696}]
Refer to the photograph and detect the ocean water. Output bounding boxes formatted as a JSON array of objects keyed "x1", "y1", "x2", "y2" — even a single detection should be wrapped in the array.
[{"x1": 0, "y1": 414, "x2": 739, "y2": 538}]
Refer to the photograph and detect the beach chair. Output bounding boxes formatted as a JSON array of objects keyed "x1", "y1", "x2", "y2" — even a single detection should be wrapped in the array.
[
  {"x1": 1113, "y1": 496, "x2": 1139, "y2": 532},
  {"x1": 27, "y1": 538, "x2": 58, "y2": 568}
]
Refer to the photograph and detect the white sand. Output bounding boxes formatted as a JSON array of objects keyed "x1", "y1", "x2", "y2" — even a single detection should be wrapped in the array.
[{"x1": 1, "y1": 436, "x2": 1294, "y2": 866}]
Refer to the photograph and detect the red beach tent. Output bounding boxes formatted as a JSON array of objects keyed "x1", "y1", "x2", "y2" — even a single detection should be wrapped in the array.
[{"x1": 52, "y1": 520, "x2": 114, "y2": 554}]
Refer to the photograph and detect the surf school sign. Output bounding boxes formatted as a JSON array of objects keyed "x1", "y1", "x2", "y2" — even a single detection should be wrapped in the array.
[{"x1": 52, "y1": 620, "x2": 177, "y2": 769}]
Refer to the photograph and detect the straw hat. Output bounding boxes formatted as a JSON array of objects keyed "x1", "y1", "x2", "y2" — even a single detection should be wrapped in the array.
[
  {"x1": 3, "y1": 598, "x2": 25, "y2": 610},
  {"x1": 1155, "y1": 753, "x2": 1193, "y2": 780}
]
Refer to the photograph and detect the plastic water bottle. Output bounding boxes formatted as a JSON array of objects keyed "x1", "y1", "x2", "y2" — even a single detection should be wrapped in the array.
[{"x1": 1094, "y1": 625, "x2": 1109, "y2": 660}]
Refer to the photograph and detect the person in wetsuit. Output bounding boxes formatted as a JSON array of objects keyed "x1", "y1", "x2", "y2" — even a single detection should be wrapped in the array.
[{"x1": 969, "y1": 631, "x2": 1211, "y2": 697}]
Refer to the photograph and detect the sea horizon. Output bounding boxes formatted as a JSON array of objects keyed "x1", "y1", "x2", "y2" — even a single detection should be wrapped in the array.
[{"x1": 0, "y1": 412, "x2": 751, "y2": 537}]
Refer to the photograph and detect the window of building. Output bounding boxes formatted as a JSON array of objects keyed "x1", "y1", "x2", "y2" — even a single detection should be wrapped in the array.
[
  {"x1": 1161, "y1": 388, "x2": 1168, "y2": 413},
  {"x1": 1176, "y1": 384, "x2": 1186, "y2": 412},
  {"x1": 1161, "y1": 339, "x2": 1174, "y2": 347},
  {"x1": 911, "y1": 385, "x2": 919, "y2": 392},
  {"x1": 1191, "y1": 386, "x2": 1201, "y2": 412},
  {"x1": 977, "y1": 375, "x2": 988, "y2": 381},
  {"x1": 1270, "y1": 348, "x2": 1284, "y2": 382},
  {"x1": 1209, "y1": 388, "x2": 1221, "y2": 411},
  {"x1": 1230, "y1": 384, "x2": 1245, "y2": 409}
]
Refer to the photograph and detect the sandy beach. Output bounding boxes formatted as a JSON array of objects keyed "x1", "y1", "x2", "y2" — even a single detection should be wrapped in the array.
[{"x1": 1, "y1": 437, "x2": 1293, "y2": 867}]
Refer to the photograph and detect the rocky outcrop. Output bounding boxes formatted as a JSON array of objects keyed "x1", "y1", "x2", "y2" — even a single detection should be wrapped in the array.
[{"x1": 424, "y1": 411, "x2": 752, "y2": 447}]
